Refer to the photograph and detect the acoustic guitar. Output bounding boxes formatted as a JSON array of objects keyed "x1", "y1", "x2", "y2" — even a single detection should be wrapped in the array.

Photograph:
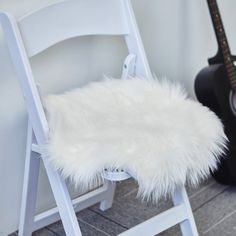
[{"x1": 194, "y1": 0, "x2": 236, "y2": 184}]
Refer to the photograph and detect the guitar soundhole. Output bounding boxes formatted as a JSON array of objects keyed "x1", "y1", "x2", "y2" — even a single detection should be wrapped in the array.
[{"x1": 229, "y1": 90, "x2": 236, "y2": 116}]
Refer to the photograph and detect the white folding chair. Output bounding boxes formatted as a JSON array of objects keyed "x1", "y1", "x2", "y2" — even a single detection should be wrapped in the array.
[{"x1": 0, "y1": 1, "x2": 198, "y2": 235}]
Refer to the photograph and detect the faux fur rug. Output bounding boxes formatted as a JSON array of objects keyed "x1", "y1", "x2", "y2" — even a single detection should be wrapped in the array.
[{"x1": 42, "y1": 77, "x2": 227, "y2": 202}]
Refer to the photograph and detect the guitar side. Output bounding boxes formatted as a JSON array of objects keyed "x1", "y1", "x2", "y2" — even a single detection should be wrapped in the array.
[{"x1": 195, "y1": 64, "x2": 236, "y2": 184}]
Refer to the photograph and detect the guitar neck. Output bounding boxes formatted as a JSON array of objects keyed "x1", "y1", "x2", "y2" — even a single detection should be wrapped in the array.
[{"x1": 207, "y1": 0, "x2": 236, "y2": 88}]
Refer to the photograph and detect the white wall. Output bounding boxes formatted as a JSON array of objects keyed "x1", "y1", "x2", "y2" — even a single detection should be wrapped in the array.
[{"x1": 0, "y1": 0, "x2": 236, "y2": 235}]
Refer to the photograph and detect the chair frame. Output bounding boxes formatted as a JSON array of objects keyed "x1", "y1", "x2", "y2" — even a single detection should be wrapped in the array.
[{"x1": 0, "y1": 0, "x2": 198, "y2": 235}]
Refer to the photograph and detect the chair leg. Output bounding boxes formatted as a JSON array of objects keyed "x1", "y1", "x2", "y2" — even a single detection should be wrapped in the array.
[
  {"x1": 43, "y1": 158, "x2": 82, "y2": 236},
  {"x1": 19, "y1": 124, "x2": 40, "y2": 236},
  {"x1": 99, "y1": 180, "x2": 116, "y2": 211},
  {"x1": 172, "y1": 186, "x2": 199, "y2": 236}
]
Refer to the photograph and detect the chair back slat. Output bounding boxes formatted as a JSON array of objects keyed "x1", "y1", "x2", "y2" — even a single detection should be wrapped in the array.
[{"x1": 18, "y1": 0, "x2": 129, "y2": 57}]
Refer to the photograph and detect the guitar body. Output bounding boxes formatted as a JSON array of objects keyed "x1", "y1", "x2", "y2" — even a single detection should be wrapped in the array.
[{"x1": 195, "y1": 64, "x2": 236, "y2": 184}]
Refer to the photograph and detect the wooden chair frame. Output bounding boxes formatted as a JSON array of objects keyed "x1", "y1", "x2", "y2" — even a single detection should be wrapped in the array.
[{"x1": 0, "y1": 0, "x2": 198, "y2": 235}]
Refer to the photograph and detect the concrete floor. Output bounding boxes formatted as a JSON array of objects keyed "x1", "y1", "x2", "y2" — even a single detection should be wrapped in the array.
[{"x1": 10, "y1": 177, "x2": 236, "y2": 236}]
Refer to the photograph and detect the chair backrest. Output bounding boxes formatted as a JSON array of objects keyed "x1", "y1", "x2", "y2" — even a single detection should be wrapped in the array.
[
  {"x1": 18, "y1": 0, "x2": 129, "y2": 58},
  {"x1": 0, "y1": 0, "x2": 152, "y2": 144}
]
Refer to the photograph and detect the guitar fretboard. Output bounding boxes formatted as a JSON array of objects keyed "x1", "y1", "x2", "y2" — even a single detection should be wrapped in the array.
[{"x1": 207, "y1": 0, "x2": 236, "y2": 89}]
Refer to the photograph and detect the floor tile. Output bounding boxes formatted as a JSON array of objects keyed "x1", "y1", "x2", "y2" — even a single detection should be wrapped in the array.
[
  {"x1": 187, "y1": 177, "x2": 214, "y2": 197},
  {"x1": 77, "y1": 209, "x2": 126, "y2": 235},
  {"x1": 114, "y1": 178, "x2": 138, "y2": 200},
  {"x1": 204, "y1": 211, "x2": 236, "y2": 236},
  {"x1": 10, "y1": 229, "x2": 56, "y2": 236},
  {"x1": 47, "y1": 219, "x2": 109, "y2": 236},
  {"x1": 189, "y1": 180, "x2": 228, "y2": 211},
  {"x1": 194, "y1": 186, "x2": 236, "y2": 234},
  {"x1": 33, "y1": 228, "x2": 57, "y2": 236},
  {"x1": 47, "y1": 208, "x2": 126, "y2": 236},
  {"x1": 158, "y1": 225, "x2": 181, "y2": 236},
  {"x1": 91, "y1": 189, "x2": 173, "y2": 229}
]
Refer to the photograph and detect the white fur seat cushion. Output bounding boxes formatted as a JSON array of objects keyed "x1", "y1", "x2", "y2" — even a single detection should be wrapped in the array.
[{"x1": 42, "y1": 77, "x2": 227, "y2": 202}]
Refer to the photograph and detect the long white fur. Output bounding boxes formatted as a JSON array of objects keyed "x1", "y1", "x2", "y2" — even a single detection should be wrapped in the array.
[{"x1": 41, "y1": 77, "x2": 227, "y2": 202}]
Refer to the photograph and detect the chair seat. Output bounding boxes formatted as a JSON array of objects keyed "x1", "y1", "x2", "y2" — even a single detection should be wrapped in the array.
[{"x1": 41, "y1": 77, "x2": 226, "y2": 202}]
